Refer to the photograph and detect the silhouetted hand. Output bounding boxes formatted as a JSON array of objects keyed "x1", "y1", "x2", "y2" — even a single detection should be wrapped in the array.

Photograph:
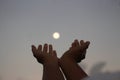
[
  {"x1": 59, "y1": 40, "x2": 90, "y2": 80},
  {"x1": 31, "y1": 44, "x2": 58, "y2": 65},
  {"x1": 32, "y1": 44, "x2": 65, "y2": 80},
  {"x1": 61, "y1": 40, "x2": 90, "y2": 63}
]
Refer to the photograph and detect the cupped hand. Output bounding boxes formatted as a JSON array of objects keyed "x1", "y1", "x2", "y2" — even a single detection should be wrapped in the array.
[
  {"x1": 61, "y1": 40, "x2": 90, "y2": 63},
  {"x1": 31, "y1": 44, "x2": 58, "y2": 65}
]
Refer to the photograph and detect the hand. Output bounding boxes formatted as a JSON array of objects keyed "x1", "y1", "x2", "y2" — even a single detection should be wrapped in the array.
[
  {"x1": 61, "y1": 40, "x2": 90, "y2": 63},
  {"x1": 31, "y1": 44, "x2": 58, "y2": 65}
]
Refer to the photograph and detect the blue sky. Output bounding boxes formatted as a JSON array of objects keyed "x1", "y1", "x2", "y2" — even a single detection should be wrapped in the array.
[{"x1": 0, "y1": 0, "x2": 120, "y2": 80}]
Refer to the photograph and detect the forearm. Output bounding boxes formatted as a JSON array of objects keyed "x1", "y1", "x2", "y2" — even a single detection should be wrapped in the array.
[
  {"x1": 59, "y1": 58, "x2": 88, "y2": 80},
  {"x1": 43, "y1": 63, "x2": 65, "y2": 80}
]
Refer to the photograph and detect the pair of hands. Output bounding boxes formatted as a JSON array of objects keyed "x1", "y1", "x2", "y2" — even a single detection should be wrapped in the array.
[{"x1": 31, "y1": 40, "x2": 90, "y2": 65}]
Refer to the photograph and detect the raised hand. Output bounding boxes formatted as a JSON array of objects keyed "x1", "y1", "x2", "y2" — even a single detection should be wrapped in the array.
[
  {"x1": 59, "y1": 40, "x2": 90, "y2": 80},
  {"x1": 31, "y1": 44, "x2": 65, "y2": 80},
  {"x1": 61, "y1": 40, "x2": 90, "y2": 63},
  {"x1": 31, "y1": 44, "x2": 58, "y2": 65}
]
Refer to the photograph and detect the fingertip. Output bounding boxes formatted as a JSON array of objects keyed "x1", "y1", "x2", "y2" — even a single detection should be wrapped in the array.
[
  {"x1": 80, "y1": 40, "x2": 84, "y2": 44},
  {"x1": 31, "y1": 45, "x2": 35, "y2": 48},
  {"x1": 53, "y1": 50, "x2": 57, "y2": 56},
  {"x1": 38, "y1": 44, "x2": 42, "y2": 48},
  {"x1": 31, "y1": 45, "x2": 36, "y2": 50},
  {"x1": 45, "y1": 43, "x2": 49, "y2": 48},
  {"x1": 74, "y1": 39, "x2": 78, "y2": 42},
  {"x1": 84, "y1": 41, "x2": 90, "y2": 49},
  {"x1": 44, "y1": 43, "x2": 48, "y2": 46},
  {"x1": 49, "y1": 44, "x2": 52, "y2": 47},
  {"x1": 86, "y1": 41, "x2": 90, "y2": 46},
  {"x1": 81, "y1": 40, "x2": 84, "y2": 42}
]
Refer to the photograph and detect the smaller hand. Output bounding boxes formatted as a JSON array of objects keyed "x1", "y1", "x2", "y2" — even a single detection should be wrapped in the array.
[{"x1": 31, "y1": 44, "x2": 58, "y2": 65}]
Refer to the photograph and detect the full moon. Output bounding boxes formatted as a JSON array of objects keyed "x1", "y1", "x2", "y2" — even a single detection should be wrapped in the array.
[{"x1": 53, "y1": 32, "x2": 60, "y2": 39}]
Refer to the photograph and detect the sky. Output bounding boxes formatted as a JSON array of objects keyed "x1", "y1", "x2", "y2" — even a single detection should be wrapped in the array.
[{"x1": 0, "y1": 0, "x2": 120, "y2": 80}]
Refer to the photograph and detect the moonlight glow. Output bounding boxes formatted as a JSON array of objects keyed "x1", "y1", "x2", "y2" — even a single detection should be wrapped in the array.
[{"x1": 53, "y1": 32, "x2": 60, "y2": 39}]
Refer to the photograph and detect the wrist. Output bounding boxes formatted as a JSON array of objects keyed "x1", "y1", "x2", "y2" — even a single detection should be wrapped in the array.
[
  {"x1": 43, "y1": 61, "x2": 59, "y2": 67},
  {"x1": 59, "y1": 56, "x2": 76, "y2": 67}
]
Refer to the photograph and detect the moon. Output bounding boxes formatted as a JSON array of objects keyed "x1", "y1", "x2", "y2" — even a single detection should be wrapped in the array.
[{"x1": 53, "y1": 32, "x2": 60, "y2": 39}]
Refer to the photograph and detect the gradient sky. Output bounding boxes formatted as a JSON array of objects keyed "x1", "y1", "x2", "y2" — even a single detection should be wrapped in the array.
[{"x1": 0, "y1": 0, "x2": 120, "y2": 80}]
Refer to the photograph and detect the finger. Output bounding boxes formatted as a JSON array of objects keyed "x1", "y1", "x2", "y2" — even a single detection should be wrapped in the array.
[
  {"x1": 31, "y1": 45, "x2": 38, "y2": 57},
  {"x1": 72, "y1": 41, "x2": 76, "y2": 48},
  {"x1": 38, "y1": 45, "x2": 42, "y2": 53},
  {"x1": 85, "y1": 41, "x2": 90, "y2": 49},
  {"x1": 43, "y1": 44, "x2": 48, "y2": 53},
  {"x1": 53, "y1": 50, "x2": 57, "y2": 56},
  {"x1": 86, "y1": 41, "x2": 90, "y2": 46},
  {"x1": 49, "y1": 44, "x2": 53, "y2": 54},
  {"x1": 74, "y1": 39, "x2": 79, "y2": 47},
  {"x1": 80, "y1": 40, "x2": 85, "y2": 46}
]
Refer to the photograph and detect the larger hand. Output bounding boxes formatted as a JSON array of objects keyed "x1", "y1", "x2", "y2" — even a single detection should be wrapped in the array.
[{"x1": 61, "y1": 40, "x2": 90, "y2": 63}]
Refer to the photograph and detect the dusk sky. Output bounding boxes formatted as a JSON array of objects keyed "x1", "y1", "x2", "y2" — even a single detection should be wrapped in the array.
[{"x1": 0, "y1": 0, "x2": 120, "y2": 80}]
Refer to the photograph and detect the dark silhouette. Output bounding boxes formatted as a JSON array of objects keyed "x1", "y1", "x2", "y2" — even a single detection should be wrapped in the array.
[{"x1": 31, "y1": 39, "x2": 90, "y2": 80}]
